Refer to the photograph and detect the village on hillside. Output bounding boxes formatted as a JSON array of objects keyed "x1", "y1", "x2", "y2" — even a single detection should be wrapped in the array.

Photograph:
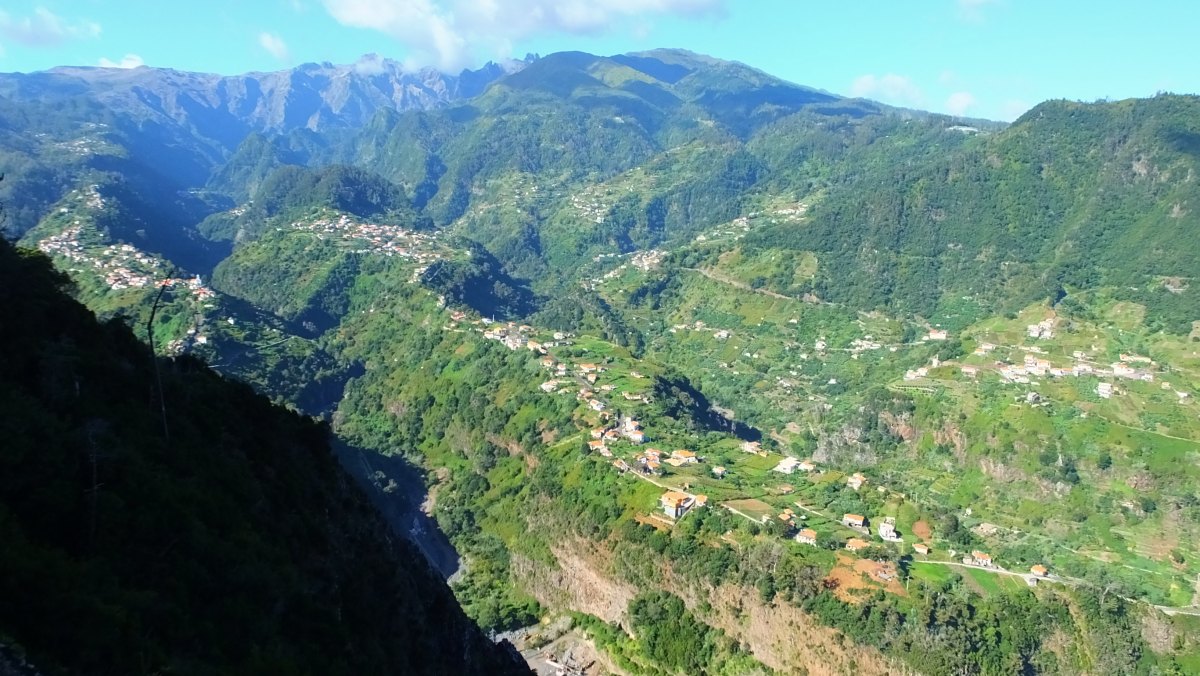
[
  {"x1": 902, "y1": 315, "x2": 1194, "y2": 416},
  {"x1": 288, "y1": 212, "x2": 446, "y2": 265},
  {"x1": 439, "y1": 303, "x2": 1063, "y2": 598}
]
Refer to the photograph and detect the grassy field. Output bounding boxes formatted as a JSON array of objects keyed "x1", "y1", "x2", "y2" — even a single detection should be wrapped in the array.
[{"x1": 723, "y1": 498, "x2": 776, "y2": 522}]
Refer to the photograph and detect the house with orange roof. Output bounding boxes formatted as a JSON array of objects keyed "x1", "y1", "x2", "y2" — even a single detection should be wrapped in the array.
[
  {"x1": 846, "y1": 538, "x2": 870, "y2": 552},
  {"x1": 587, "y1": 440, "x2": 606, "y2": 452},
  {"x1": 1030, "y1": 564, "x2": 1048, "y2": 577},
  {"x1": 847, "y1": 472, "x2": 868, "y2": 491},
  {"x1": 912, "y1": 543, "x2": 930, "y2": 555},
  {"x1": 967, "y1": 551, "x2": 994, "y2": 567},
  {"x1": 660, "y1": 491, "x2": 695, "y2": 518},
  {"x1": 796, "y1": 528, "x2": 818, "y2": 545},
  {"x1": 671, "y1": 449, "x2": 698, "y2": 464}
]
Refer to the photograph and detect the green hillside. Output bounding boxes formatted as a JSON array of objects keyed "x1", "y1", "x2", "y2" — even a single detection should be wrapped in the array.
[{"x1": 744, "y1": 95, "x2": 1200, "y2": 331}]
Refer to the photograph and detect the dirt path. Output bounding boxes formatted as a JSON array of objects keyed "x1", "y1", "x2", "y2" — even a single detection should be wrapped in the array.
[{"x1": 682, "y1": 267, "x2": 793, "y2": 300}]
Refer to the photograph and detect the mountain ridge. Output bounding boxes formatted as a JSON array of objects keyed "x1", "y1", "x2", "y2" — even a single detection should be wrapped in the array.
[{"x1": 0, "y1": 55, "x2": 529, "y2": 143}]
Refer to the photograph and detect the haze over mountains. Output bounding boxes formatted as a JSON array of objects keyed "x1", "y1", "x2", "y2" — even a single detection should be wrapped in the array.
[
  {"x1": 0, "y1": 54, "x2": 526, "y2": 137},
  {"x1": 4, "y1": 47, "x2": 1200, "y2": 675}
]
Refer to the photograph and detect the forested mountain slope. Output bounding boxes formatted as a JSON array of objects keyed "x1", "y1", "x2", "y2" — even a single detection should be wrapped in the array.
[
  {"x1": 743, "y1": 95, "x2": 1200, "y2": 330},
  {"x1": 0, "y1": 240, "x2": 530, "y2": 675}
]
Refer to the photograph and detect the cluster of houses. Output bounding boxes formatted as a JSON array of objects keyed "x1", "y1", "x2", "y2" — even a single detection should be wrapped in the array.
[
  {"x1": 630, "y1": 249, "x2": 667, "y2": 271},
  {"x1": 693, "y1": 213, "x2": 753, "y2": 244},
  {"x1": 570, "y1": 192, "x2": 609, "y2": 224},
  {"x1": 38, "y1": 225, "x2": 166, "y2": 291},
  {"x1": 993, "y1": 350, "x2": 1160, "y2": 395},
  {"x1": 533, "y1": 349, "x2": 654, "y2": 415},
  {"x1": 161, "y1": 274, "x2": 216, "y2": 300},
  {"x1": 1027, "y1": 318, "x2": 1056, "y2": 340},
  {"x1": 589, "y1": 418, "x2": 648, "y2": 456},
  {"x1": 592, "y1": 249, "x2": 670, "y2": 280},
  {"x1": 37, "y1": 224, "x2": 222, "y2": 302},
  {"x1": 921, "y1": 331, "x2": 1185, "y2": 405},
  {"x1": 290, "y1": 213, "x2": 443, "y2": 262},
  {"x1": 790, "y1": 512, "x2": 909, "y2": 552},
  {"x1": 480, "y1": 322, "x2": 539, "y2": 351},
  {"x1": 771, "y1": 456, "x2": 818, "y2": 474},
  {"x1": 850, "y1": 336, "x2": 886, "y2": 356},
  {"x1": 624, "y1": 447, "x2": 701, "y2": 476}
]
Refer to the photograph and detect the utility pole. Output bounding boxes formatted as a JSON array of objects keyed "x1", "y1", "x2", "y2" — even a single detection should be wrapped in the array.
[{"x1": 147, "y1": 276, "x2": 172, "y2": 440}]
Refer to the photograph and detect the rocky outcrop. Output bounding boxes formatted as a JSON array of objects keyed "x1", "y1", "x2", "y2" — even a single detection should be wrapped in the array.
[{"x1": 516, "y1": 538, "x2": 909, "y2": 675}]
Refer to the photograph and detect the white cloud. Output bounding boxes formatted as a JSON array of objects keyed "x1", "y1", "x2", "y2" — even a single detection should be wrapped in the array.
[
  {"x1": 320, "y1": 0, "x2": 723, "y2": 71},
  {"x1": 258, "y1": 31, "x2": 291, "y2": 61},
  {"x1": 0, "y1": 7, "x2": 101, "y2": 46},
  {"x1": 849, "y1": 73, "x2": 925, "y2": 108},
  {"x1": 353, "y1": 53, "x2": 388, "y2": 75},
  {"x1": 946, "y1": 91, "x2": 976, "y2": 116},
  {"x1": 98, "y1": 53, "x2": 144, "y2": 69}
]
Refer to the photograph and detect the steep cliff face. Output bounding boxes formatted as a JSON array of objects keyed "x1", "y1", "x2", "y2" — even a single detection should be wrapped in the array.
[
  {"x1": 515, "y1": 538, "x2": 903, "y2": 675},
  {"x1": 0, "y1": 241, "x2": 530, "y2": 675},
  {"x1": 0, "y1": 57, "x2": 525, "y2": 146}
]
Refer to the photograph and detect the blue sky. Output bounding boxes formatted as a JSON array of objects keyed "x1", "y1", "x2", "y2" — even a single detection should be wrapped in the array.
[{"x1": 0, "y1": 1, "x2": 1195, "y2": 121}]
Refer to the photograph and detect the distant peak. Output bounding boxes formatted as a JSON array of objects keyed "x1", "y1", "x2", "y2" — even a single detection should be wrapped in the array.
[{"x1": 353, "y1": 53, "x2": 396, "y2": 76}]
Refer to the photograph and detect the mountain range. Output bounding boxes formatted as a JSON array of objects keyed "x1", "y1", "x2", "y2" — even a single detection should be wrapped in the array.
[{"x1": 4, "y1": 48, "x2": 1200, "y2": 675}]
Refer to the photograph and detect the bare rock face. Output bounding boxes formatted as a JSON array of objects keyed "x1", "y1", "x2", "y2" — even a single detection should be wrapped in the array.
[
  {"x1": 516, "y1": 539, "x2": 908, "y2": 675},
  {"x1": 0, "y1": 56, "x2": 528, "y2": 149}
]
